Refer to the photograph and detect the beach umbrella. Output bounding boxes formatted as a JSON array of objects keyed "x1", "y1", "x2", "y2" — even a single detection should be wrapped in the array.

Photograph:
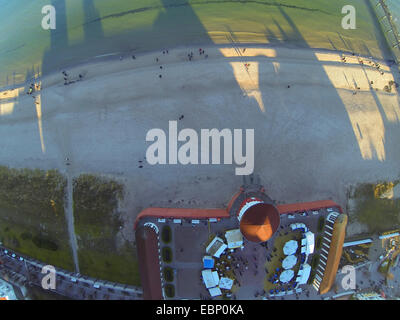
[
  {"x1": 282, "y1": 255, "x2": 297, "y2": 269},
  {"x1": 283, "y1": 240, "x2": 298, "y2": 255},
  {"x1": 279, "y1": 269, "x2": 294, "y2": 283}
]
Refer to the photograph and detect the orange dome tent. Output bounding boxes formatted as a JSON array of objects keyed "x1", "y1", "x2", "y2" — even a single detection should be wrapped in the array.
[{"x1": 239, "y1": 202, "x2": 280, "y2": 243}]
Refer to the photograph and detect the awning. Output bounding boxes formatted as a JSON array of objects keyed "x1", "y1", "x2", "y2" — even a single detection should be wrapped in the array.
[
  {"x1": 295, "y1": 263, "x2": 311, "y2": 285},
  {"x1": 219, "y1": 277, "x2": 234, "y2": 290},
  {"x1": 206, "y1": 236, "x2": 228, "y2": 258},
  {"x1": 225, "y1": 229, "x2": 243, "y2": 249},
  {"x1": 203, "y1": 256, "x2": 214, "y2": 269},
  {"x1": 209, "y1": 286, "x2": 222, "y2": 297},
  {"x1": 305, "y1": 232, "x2": 315, "y2": 254},
  {"x1": 202, "y1": 269, "x2": 220, "y2": 288}
]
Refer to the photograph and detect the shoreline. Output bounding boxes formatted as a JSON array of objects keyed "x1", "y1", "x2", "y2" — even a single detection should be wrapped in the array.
[{"x1": 1, "y1": 41, "x2": 397, "y2": 94}]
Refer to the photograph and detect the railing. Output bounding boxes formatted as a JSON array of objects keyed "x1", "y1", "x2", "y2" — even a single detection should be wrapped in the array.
[
  {"x1": 371, "y1": 0, "x2": 400, "y2": 65},
  {"x1": 0, "y1": 245, "x2": 143, "y2": 300}
]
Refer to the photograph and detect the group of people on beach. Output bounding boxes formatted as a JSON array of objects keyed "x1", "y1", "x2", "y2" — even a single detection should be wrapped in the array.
[
  {"x1": 63, "y1": 70, "x2": 84, "y2": 86},
  {"x1": 26, "y1": 83, "x2": 42, "y2": 105},
  {"x1": 26, "y1": 83, "x2": 40, "y2": 97},
  {"x1": 340, "y1": 52, "x2": 400, "y2": 95},
  {"x1": 187, "y1": 48, "x2": 208, "y2": 61}
]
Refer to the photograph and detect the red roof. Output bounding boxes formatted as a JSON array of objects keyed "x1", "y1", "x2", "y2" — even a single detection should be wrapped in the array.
[
  {"x1": 135, "y1": 226, "x2": 163, "y2": 300},
  {"x1": 276, "y1": 200, "x2": 342, "y2": 214},
  {"x1": 134, "y1": 207, "x2": 229, "y2": 229}
]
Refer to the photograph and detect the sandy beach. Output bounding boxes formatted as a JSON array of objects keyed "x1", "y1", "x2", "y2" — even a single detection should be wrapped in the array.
[{"x1": 1, "y1": 43, "x2": 400, "y2": 242}]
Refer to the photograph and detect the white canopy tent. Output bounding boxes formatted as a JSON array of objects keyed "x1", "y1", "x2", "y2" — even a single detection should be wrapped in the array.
[
  {"x1": 282, "y1": 255, "x2": 297, "y2": 269},
  {"x1": 296, "y1": 264, "x2": 312, "y2": 285},
  {"x1": 219, "y1": 277, "x2": 234, "y2": 290},
  {"x1": 279, "y1": 269, "x2": 294, "y2": 283},
  {"x1": 304, "y1": 232, "x2": 315, "y2": 254},
  {"x1": 202, "y1": 269, "x2": 220, "y2": 289},
  {"x1": 206, "y1": 236, "x2": 228, "y2": 258},
  {"x1": 283, "y1": 240, "x2": 298, "y2": 255},
  {"x1": 225, "y1": 229, "x2": 243, "y2": 249},
  {"x1": 290, "y1": 223, "x2": 308, "y2": 231},
  {"x1": 209, "y1": 286, "x2": 222, "y2": 297}
]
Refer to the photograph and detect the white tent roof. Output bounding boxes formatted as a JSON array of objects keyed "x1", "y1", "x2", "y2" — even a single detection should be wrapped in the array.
[
  {"x1": 279, "y1": 269, "x2": 294, "y2": 283},
  {"x1": 291, "y1": 223, "x2": 308, "y2": 231},
  {"x1": 225, "y1": 229, "x2": 243, "y2": 249},
  {"x1": 209, "y1": 286, "x2": 222, "y2": 297},
  {"x1": 206, "y1": 236, "x2": 228, "y2": 258},
  {"x1": 305, "y1": 232, "x2": 315, "y2": 254},
  {"x1": 296, "y1": 264, "x2": 312, "y2": 285},
  {"x1": 219, "y1": 277, "x2": 234, "y2": 290},
  {"x1": 202, "y1": 269, "x2": 220, "y2": 288},
  {"x1": 282, "y1": 255, "x2": 297, "y2": 269},
  {"x1": 283, "y1": 240, "x2": 298, "y2": 255}
]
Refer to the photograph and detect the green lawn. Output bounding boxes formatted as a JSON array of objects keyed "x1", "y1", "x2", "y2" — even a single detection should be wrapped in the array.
[
  {"x1": 0, "y1": 166, "x2": 73, "y2": 270},
  {"x1": 352, "y1": 181, "x2": 400, "y2": 234},
  {"x1": 73, "y1": 174, "x2": 140, "y2": 285}
]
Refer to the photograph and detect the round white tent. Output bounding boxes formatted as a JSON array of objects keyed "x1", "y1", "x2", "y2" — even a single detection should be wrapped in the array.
[
  {"x1": 282, "y1": 255, "x2": 297, "y2": 269},
  {"x1": 283, "y1": 240, "x2": 298, "y2": 255},
  {"x1": 279, "y1": 269, "x2": 294, "y2": 283}
]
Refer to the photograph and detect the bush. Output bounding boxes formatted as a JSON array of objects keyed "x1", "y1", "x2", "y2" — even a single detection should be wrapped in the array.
[
  {"x1": 162, "y1": 247, "x2": 172, "y2": 263},
  {"x1": 316, "y1": 236, "x2": 322, "y2": 250},
  {"x1": 163, "y1": 267, "x2": 174, "y2": 282},
  {"x1": 161, "y1": 226, "x2": 172, "y2": 244},
  {"x1": 164, "y1": 284, "x2": 175, "y2": 298},
  {"x1": 21, "y1": 232, "x2": 32, "y2": 240},
  {"x1": 311, "y1": 254, "x2": 320, "y2": 269},
  {"x1": 317, "y1": 216, "x2": 325, "y2": 232},
  {"x1": 32, "y1": 235, "x2": 58, "y2": 251}
]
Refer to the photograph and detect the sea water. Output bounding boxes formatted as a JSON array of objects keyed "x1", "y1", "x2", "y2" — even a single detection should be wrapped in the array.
[{"x1": 0, "y1": 0, "x2": 394, "y2": 89}]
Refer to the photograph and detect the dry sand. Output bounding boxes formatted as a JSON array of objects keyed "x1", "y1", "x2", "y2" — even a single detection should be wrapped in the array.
[{"x1": 1, "y1": 44, "x2": 400, "y2": 241}]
